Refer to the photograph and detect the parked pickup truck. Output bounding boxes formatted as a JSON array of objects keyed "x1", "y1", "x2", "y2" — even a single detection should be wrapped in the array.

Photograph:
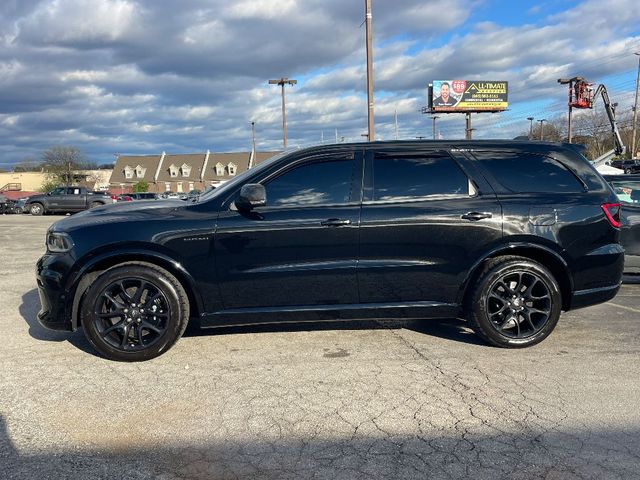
[{"x1": 25, "y1": 187, "x2": 114, "y2": 215}]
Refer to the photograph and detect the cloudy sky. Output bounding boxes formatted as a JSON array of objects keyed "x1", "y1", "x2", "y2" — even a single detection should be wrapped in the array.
[{"x1": 1, "y1": 0, "x2": 639, "y2": 166}]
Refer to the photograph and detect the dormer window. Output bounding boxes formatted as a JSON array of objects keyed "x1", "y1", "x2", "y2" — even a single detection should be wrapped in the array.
[
  {"x1": 168, "y1": 164, "x2": 178, "y2": 178},
  {"x1": 181, "y1": 163, "x2": 191, "y2": 177},
  {"x1": 135, "y1": 165, "x2": 147, "y2": 178},
  {"x1": 215, "y1": 162, "x2": 225, "y2": 176},
  {"x1": 124, "y1": 165, "x2": 134, "y2": 179},
  {"x1": 228, "y1": 162, "x2": 237, "y2": 176}
]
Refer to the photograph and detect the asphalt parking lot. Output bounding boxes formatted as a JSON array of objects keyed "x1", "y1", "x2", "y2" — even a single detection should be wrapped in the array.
[{"x1": 1, "y1": 215, "x2": 640, "y2": 480}]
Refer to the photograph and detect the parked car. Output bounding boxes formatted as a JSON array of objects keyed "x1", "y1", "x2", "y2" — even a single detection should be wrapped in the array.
[
  {"x1": 604, "y1": 174, "x2": 640, "y2": 273},
  {"x1": 36, "y1": 141, "x2": 624, "y2": 361},
  {"x1": 2, "y1": 198, "x2": 29, "y2": 214},
  {"x1": 25, "y1": 187, "x2": 114, "y2": 215},
  {"x1": 608, "y1": 159, "x2": 640, "y2": 174},
  {"x1": 129, "y1": 192, "x2": 159, "y2": 201},
  {"x1": 116, "y1": 194, "x2": 133, "y2": 202}
]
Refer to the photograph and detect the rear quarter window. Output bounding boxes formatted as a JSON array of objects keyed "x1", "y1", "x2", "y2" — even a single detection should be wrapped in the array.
[{"x1": 472, "y1": 151, "x2": 584, "y2": 193}]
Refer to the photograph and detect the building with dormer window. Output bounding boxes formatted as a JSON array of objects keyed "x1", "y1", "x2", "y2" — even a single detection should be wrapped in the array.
[{"x1": 109, "y1": 150, "x2": 280, "y2": 193}]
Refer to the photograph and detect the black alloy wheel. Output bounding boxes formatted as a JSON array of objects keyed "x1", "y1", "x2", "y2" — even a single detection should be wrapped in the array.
[
  {"x1": 485, "y1": 271, "x2": 551, "y2": 339},
  {"x1": 93, "y1": 278, "x2": 171, "y2": 352},
  {"x1": 81, "y1": 263, "x2": 189, "y2": 361},
  {"x1": 467, "y1": 256, "x2": 561, "y2": 348}
]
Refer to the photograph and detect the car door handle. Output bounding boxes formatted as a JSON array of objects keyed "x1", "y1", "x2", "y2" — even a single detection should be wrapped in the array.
[
  {"x1": 461, "y1": 212, "x2": 493, "y2": 221},
  {"x1": 321, "y1": 218, "x2": 352, "y2": 227}
]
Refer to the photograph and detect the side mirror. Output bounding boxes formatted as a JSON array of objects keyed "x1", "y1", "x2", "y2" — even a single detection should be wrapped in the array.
[{"x1": 236, "y1": 184, "x2": 266, "y2": 210}]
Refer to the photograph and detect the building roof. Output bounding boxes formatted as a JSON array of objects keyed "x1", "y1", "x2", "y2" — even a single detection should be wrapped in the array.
[
  {"x1": 203, "y1": 152, "x2": 250, "y2": 182},
  {"x1": 156, "y1": 153, "x2": 207, "y2": 183},
  {"x1": 110, "y1": 155, "x2": 161, "y2": 184},
  {"x1": 108, "y1": 151, "x2": 277, "y2": 185},
  {"x1": 254, "y1": 151, "x2": 282, "y2": 165}
]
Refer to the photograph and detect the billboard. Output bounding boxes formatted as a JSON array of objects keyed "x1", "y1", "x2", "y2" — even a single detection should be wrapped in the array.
[{"x1": 429, "y1": 80, "x2": 508, "y2": 112}]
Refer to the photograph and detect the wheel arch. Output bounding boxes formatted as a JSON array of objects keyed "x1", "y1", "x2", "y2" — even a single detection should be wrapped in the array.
[
  {"x1": 458, "y1": 243, "x2": 574, "y2": 311},
  {"x1": 69, "y1": 249, "x2": 204, "y2": 330}
]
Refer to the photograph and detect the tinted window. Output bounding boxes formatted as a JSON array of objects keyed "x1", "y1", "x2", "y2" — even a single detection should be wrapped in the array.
[
  {"x1": 609, "y1": 180, "x2": 640, "y2": 205},
  {"x1": 473, "y1": 152, "x2": 583, "y2": 193},
  {"x1": 265, "y1": 159, "x2": 354, "y2": 207},
  {"x1": 372, "y1": 154, "x2": 468, "y2": 201}
]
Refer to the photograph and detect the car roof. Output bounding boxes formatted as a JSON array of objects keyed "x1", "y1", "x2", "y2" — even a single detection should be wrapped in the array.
[{"x1": 286, "y1": 139, "x2": 585, "y2": 157}]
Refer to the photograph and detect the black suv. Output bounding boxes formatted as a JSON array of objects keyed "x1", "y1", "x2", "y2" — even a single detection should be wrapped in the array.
[
  {"x1": 36, "y1": 141, "x2": 624, "y2": 361},
  {"x1": 609, "y1": 159, "x2": 640, "y2": 174}
]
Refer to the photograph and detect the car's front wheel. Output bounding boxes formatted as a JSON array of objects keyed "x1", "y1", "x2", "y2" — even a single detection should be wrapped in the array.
[
  {"x1": 29, "y1": 203, "x2": 44, "y2": 215},
  {"x1": 81, "y1": 262, "x2": 190, "y2": 361},
  {"x1": 466, "y1": 256, "x2": 562, "y2": 348}
]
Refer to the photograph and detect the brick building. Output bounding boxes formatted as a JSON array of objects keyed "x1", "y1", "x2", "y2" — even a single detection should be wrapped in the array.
[{"x1": 109, "y1": 150, "x2": 279, "y2": 193}]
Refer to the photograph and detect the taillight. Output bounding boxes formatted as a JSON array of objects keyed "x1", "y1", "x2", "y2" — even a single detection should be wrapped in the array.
[{"x1": 601, "y1": 203, "x2": 621, "y2": 228}]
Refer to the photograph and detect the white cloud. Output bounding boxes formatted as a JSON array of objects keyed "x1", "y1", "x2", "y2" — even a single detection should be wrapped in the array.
[{"x1": 17, "y1": 0, "x2": 139, "y2": 45}]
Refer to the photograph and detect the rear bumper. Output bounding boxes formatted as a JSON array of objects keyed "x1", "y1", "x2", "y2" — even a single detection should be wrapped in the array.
[{"x1": 569, "y1": 282, "x2": 621, "y2": 310}]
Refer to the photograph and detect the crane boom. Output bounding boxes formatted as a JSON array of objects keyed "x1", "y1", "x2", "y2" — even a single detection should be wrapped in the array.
[{"x1": 591, "y1": 84, "x2": 626, "y2": 156}]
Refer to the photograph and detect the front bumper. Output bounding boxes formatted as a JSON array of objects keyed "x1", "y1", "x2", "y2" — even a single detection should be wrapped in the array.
[{"x1": 36, "y1": 255, "x2": 74, "y2": 331}]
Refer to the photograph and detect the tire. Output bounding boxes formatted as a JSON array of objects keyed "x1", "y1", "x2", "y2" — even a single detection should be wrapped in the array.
[
  {"x1": 81, "y1": 262, "x2": 190, "y2": 361},
  {"x1": 624, "y1": 168, "x2": 631, "y2": 174},
  {"x1": 89, "y1": 201, "x2": 103, "y2": 209},
  {"x1": 465, "y1": 256, "x2": 562, "y2": 348},
  {"x1": 29, "y1": 203, "x2": 44, "y2": 216}
]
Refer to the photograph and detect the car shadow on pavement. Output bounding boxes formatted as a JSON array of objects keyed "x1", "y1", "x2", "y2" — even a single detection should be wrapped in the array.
[
  {"x1": 20, "y1": 287, "x2": 483, "y2": 357},
  {"x1": 184, "y1": 317, "x2": 485, "y2": 346},
  {"x1": 19, "y1": 289, "x2": 96, "y2": 355}
]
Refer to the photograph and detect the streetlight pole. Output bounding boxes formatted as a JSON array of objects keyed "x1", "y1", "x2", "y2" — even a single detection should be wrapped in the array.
[
  {"x1": 632, "y1": 52, "x2": 640, "y2": 159},
  {"x1": 527, "y1": 117, "x2": 534, "y2": 140},
  {"x1": 432, "y1": 116, "x2": 440, "y2": 140},
  {"x1": 268, "y1": 77, "x2": 297, "y2": 149},
  {"x1": 538, "y1": 119, "x2": 547, "y2": 141},
  {"x1": 364, "y1": 0, "x2": 375, "y2": 141}
]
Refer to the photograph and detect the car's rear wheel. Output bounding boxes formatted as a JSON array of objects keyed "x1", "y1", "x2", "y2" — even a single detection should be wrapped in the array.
[
  {"x1": 466, "y1": 256, "x2": 561, "y2": 348},
  {"x1": 30, "y1": 203, "x2": 44, "y2": 216},
  {"x1": 81, "y1": 263, "x2": 189, "y2": 361}
]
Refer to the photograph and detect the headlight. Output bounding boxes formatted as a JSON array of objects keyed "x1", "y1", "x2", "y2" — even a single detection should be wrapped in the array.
[{"x1": 46, "y1": 232, "x2": 74, "y2": 253}]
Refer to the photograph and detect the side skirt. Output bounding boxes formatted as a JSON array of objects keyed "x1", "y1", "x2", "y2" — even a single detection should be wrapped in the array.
[{"x1": 200, "y1": 301, "x2": 459, "y2": 328}]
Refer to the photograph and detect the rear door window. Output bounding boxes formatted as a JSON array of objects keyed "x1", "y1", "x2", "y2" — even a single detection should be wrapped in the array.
[
  {"x1": 472, "y1": 151, "x2": 584, "y2": 193},
  {"x1": 371, "y1": 154, "x2": 469, "y2": 202}
]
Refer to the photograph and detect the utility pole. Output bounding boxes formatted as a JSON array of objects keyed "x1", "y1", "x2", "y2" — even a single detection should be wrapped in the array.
[
  {"x1": 394, "y1": 108, "x2": 399, "y2": 140},
  {"x1": 268, "y1": 77, "x2": 297, "y2": 149},
  {"x1": 250, "y1": 121, "x2": 256, "y2": 168},
  {"x1": 432, "y1": 116, "x2": 440, "y2": 140},
  {"x1": 632, "y1": 52, "x2": 640, "y2": 159},
  {"x1": 465, "y1": 112, "x2": 473, "y2": 140},
  {"x1": 364, "y1": 0, "x2": 375, "y2": 141},
  {"x1": 558, "y1": 78, "x2": 575, "y2": 143},
  {"x1": 527, "y1": 117, "x2": 534, "y2": 140},
  {"x1": 538, "y1": 119, "x2": 547, "y2": 141}
]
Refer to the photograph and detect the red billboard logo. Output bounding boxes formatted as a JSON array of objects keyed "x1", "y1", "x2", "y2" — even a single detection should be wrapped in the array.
[{"x1": 451, "y1": 80, "x2": 466, "y2": 94}]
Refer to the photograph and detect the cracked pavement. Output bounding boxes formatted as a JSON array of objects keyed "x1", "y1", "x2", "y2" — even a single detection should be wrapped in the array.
[{"x1": 1, "y1": 215, "x2": 640, "y2": 479}]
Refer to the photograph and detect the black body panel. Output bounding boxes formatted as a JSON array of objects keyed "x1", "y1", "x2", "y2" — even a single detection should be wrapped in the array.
[{"x1": 35, "y1": 140, "x2": 623, "y2": 332}]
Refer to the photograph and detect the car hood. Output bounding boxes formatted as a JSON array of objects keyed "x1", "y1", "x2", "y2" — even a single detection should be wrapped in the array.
[{"x1": 50, "y1": 199, "x2": 186, "y2": 232}]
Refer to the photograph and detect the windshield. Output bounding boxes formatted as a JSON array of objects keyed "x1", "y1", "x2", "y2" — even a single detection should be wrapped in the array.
[{"x1": 196, "y1": 150, "x2": 291, "y2": 203}]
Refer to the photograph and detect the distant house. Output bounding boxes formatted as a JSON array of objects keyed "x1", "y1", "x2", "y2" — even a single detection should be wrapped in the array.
[{"x1": 109, "y1": 150, "x2": 280, "y2": 193}]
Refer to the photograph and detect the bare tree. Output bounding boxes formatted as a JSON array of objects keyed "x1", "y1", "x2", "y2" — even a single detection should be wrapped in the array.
[{"x1": 41, "y1": 146, "x2": 87, "y2": 186}]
